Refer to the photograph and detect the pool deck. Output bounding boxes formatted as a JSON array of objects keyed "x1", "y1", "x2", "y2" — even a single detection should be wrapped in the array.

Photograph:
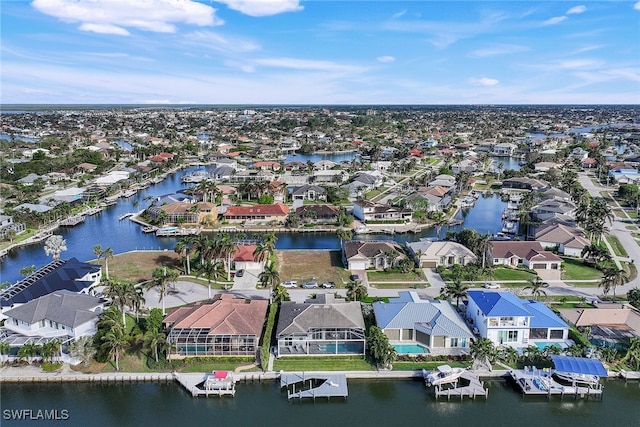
[{"x1": 281, "y1": 372, "x2": 348, "y2": 400}]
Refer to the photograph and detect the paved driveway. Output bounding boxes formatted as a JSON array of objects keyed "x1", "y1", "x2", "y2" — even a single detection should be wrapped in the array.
[{"x1": 232, "y1": 268, "x2": 262, "y2": 291}]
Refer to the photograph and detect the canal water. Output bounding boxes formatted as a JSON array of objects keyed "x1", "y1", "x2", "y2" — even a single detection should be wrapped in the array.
[
  {"x1": 1, "y1": 166, "x2": 508, "y2": 284},
  {"x1": 1, "y1": 378, "x2": 639, "y2": 427}
]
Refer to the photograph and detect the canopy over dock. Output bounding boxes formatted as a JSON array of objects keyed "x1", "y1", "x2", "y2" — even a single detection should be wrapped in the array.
[{"x1": 551, "y1": 356, "x2": 608, "y2": 377}]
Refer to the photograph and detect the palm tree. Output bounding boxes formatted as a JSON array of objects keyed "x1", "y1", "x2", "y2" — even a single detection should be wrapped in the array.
[
  {"x1": 104, "y1": 279, "x2": 137, "y2": 325},
  {"x1": 93, "y1": 245, "x2": 114, "y2": 280},
  {"x1": 497, "y1": 345, "x2": 519, "y2": 367},
  {"x1": 475, "y1": 233, "x2": 491, "y2": 268},
  {"x1": 440, "y1": 279, "x2": 470, "y2": 309},
  {"x1": 253, "y1": 243, "x2": 269, "y2": 265},
  {"x1": 146, "y1": 267, "x2": 176, "y2": 315},
  {"x1": 191, "y1": 234, "x2": 210, "y2": 266},
  {"x1": 271, "y1": 285, "x2": 291, "y2": 304},
  {"x1": 101, "y1": 324, "x2": 129, "y2": 371},
  {"x1": 335, "y1": 228, "x2": 352, "y2": 248},
  {"x1": 44, "y1": 235, "x2": 67, "y2": 260},
  {"x1": 346, "y1": 281, "x2": 368, "y2": 302},
  {"x1": 600, "y1": 267, "x2": 629, "y2": 301},
  {"x1": 262, "y1": 232, "x2": 278, "y2": 266},
  {"x1": 620, "y1": 337, "x2": 640, "y2": 371},
  {"x1": 469, "y1": 338, "x2": 496, "y2": 369},
  {"x1": 258, "y1": 264, "x2": 280, "y2": 302},
  {"x1": 143, "y1": 328, "x2": 167, "y2": 363},
  {"x1": 18, "y1": 343, "x2": 41, "y2": 363},
  {"x1": 41, "y1": 340, "x2": 61, "y2": 363},
  {"x1": 200, "y1": 259, "x2": 225, "y2": 298},
  {"x1": 581, "y1": 243, "x2": 612, "y2": 268},
  {"x1": 523, "y1": 277, "x2": 549, "y2": 300},
  {"x1": 0, "y1": 342, "x2": 11, "y2": 363},
  {"x1": 174, "y1": 237, "x2": 194, "y2": 275},
  {"x1": 19, "y1": 265, "x2": 36, "y2": 277},
  {"x1": 366, "y1": 326, "x2": 397, "y2": 369}
]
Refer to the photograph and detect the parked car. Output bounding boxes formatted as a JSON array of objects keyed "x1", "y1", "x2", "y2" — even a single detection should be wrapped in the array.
[
  {"x1": 483, "y1": 282, "x2": 500, "y2": 289},
  {"x1": 349, "y1": 274, "x2": 361, "y2": 282},
  {"x1": 322, "y1": 281, "x2": 335, "y2": 288},
  {"x1": 301, "y1": 281, "x2": 318, "y2": 289},
  {"x1": 281, "y1": 280, "x2": 298, "y2": 288},
  {"x1": 235, "y1": 269, "x2": 244, "y2": 278}
]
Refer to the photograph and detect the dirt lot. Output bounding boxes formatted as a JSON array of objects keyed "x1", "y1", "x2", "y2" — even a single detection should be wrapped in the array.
[
  {"x1": 276, "y1": 250, "x2": 350, "y2": 287},
  {"x1": 96, "y1": 250, "x2": 182, "y2": 283}
]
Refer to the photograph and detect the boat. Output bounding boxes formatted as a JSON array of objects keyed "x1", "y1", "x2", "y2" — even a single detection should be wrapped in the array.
[
  {"x1": 422, "y1": 365, "x2": 466, "y2": 387},
  {"x1": 141, "y1": 226, "x2": 158, "y2": 233},
  {"x1": 553, "y1": 371, "x2": 600, "y2": 386}
]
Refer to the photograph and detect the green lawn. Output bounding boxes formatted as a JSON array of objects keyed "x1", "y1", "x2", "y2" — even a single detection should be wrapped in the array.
[
  {"x1": 367, "y1": 270, "x2": 423, "y2": 281},
  {"x1": 561, "y1": 257, "x2": 603, "y2": 280},
  {"x1": 392, "y1": 360, "x2": 470, "y2": 371},
  {"x1": 491, "y1": 267, "x2": 537, "y2": 281},
  {"x1": 605, "y1": 235, "x2": 628, "y2": 257},
  {"x1": 369, "y1": 283, "x2": 428, "y2": 289},
  {"x1": 272, "y1": 356, "x2": 374, "y2": 371}
]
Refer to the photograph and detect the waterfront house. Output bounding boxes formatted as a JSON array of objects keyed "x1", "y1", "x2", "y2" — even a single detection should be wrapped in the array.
[
  {"x1": 294, "y1": 204, "x2": 339, "y2": 224},
  {"x1": 0, "y1": 258, "x2": 102, "y2": 308},
  {"x1": 253, "y1": 161, "x2": 281, "y2": 171},
  {"x1": 222, "y1": 203, "x2": 289, "y2": 224},
  {"x1": 492, "y1": 142, "x2": 518, "y2": 156},
  {"x1": 372, "y1": 291, "x2": 473, "y2": 356},
  {"x1": 232, "y1": 245, "x2": 265, "y2": 272},
  {"x1": 17, "y1": 173, "x2": 49, "y2": 187},
  {"x1": 314, "y1": 160, "x2": 337, "y2": 171},
  {"x1": 465, "y1": 290, "x2": 569, "y2": 349},
  {"x1": 489, "y1": 241, "x2": 562, "y2": 271},
  {"x1": 343, "y1": 240, "x2": 407, "y2": 271},
  {"x1": 0, "y1": 214, "x2": 26, "y2": 240},
  {"x1": 501, "y1": 177, "x2": 549, "y2": 191},
  {"x1": 406, "y1": 241, "x2": 476, "y2": 268},
  {"x1": 163, "y1": 294, "x2": 268, "y2": 358},
  {"x1": 557, "y1": 304, "x2": 640, "y2": 349},
  {"x1": 291, "y1": 184, "x2": 327, "y2": 201},
  {"x1": 0, "y1": 290, "x2": 103, "y2": 359},
  {"x1": 275, "y1": 294, "x2": 366, "y2": 357},
  {"x1": 533, "y1": 223, "x2": 590, "y2": 257},
  {"x1": 428, "y1": 174, "x2": 456, "y2": 189},
  {"x1": 146, "y1": 201, "x2": 217, "y2": 225},
  {"x1": 352, "y1": 200, "x2": 412, "y2": 223}
]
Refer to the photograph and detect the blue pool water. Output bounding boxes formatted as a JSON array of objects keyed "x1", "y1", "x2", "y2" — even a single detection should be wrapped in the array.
[
  {"x1": 393, "y1": 343, "x2": 430, "y2": 354},
  {"x1": 324, "y1": 342, "x2": 365, "y2": 354}
]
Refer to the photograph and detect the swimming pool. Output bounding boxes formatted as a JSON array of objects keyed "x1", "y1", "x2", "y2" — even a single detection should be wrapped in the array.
[{"x1": 393, "y1": 343, "x2": 430, "y2": 354}]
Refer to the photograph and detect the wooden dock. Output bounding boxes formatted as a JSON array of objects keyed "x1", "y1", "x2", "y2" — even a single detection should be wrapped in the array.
[
  {"x1": 280, "y1": 372, "x2": 348, "y2": 400},
  {"x1": 509, "y1": 368, "x2": 603, "y2": 399},
  {"x1": 433, "y1": 371, "x2": 488, "y2": 400},
  {"x1": 174, "y1": 372, "x2": 236, "y2": 397},
  {"x1": 59, "y1": 215, "x2": 85, "y2": 226},
  {"x1": 619, "y1": 370, "x2": 640, "y2": 381}
]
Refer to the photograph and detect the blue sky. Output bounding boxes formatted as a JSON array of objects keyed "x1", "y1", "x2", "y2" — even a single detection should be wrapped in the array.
[{"x1": 1, "y1": 0, "x2": 639, "y2": 104}]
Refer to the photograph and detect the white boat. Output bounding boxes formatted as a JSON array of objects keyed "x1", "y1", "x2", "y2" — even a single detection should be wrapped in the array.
[
  {"x1": 553, "y1": 371, "x2": 600, "y2": 386},
  {"x1": 422, "y1": 365, "x2": 466, "y2": 387}
]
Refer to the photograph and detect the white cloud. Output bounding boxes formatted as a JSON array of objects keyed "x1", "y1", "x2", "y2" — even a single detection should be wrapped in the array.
[
  {"x1": 183, "y1": 31, "x2": 260, "y2": 53},
  {"x1": 635, "y1": 1, "x2": 640, "y2": 11},
  {"x1": 377, "y1": 56, "x2": 395, "y2": 63},
  {"x1": 215, "y1": 0, "x2": 302, "y2": 17},
  {"x1": 253, "y1": 57, "x2": 364, "y2": 73},
  {"x1": 78, "y1": 23, "x2": 130, "y2": 36},
  {"x1": 567, "y1": 5, "x2": 587, "y2": 15},
  {"x1": 558, "y1": 59, "x2": 603, "y2": 69},
  {"x1": 31, "y1": 0, "x2": 221, "y2": 35},
  {"x1": 468, "y1": 77, "x2": 499, "y2": 86},
  {"x1": 543, "y1": 16, "x2": 568, "y2": 26},
  {"x1": 391, "y1": 10, "x2": 406, "y2": 20},
  {"x1": 469, "y1": 44, "x2": 529, "y2": 58}
]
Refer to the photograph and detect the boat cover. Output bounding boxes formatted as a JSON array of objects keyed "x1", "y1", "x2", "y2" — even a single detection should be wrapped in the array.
[{"x1": 551, "y1": 355, "x2": 608, "y2": 377}]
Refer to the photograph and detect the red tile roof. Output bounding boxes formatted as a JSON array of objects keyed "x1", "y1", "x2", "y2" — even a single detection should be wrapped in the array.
[
  {"x1": 233, "y1": 245, "x2": 257, "y2": 262},
  {"x1": 163, "y1": 294, "x2": 268, "y2": 336},
  {"x1": 224, "y1": 203, "x2": 289, "y2": 217}
]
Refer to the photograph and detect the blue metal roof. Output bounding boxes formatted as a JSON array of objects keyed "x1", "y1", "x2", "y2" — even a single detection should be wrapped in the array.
[
  {"x1": 523, "y1": 300, "x2": 568, "y2": 329},
  {"x1": 551, "y1": 356, "x2": 608, "y2": 377},
  {"x1": 467, "y1": 290, "x2": 531, "y2": 317}
]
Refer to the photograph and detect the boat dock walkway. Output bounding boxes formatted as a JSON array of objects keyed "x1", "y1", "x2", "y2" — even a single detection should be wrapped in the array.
[
  {"x1": 174, "y1": 372, "x2": 236, "y2": 397},
  {"x1": 280, "y1": 372, "x2": 348, "y2": 400},
  {"x1": 509, "y1": 368, "x2": 603, "y2": 399},
  {"x1": 434, "y1": 371, "x2": 488, "y2": 400},
  {"x1": 619, "y1": 370, "x2": 640, "y2": 381}
]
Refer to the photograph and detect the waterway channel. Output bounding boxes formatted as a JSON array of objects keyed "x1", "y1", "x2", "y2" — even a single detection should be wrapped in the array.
[
  {"x1": 1, "y1": 378, "x2": 639, "y2": 427},
  {"x1": 0, "y1": 164, "x2": 508, "y2": 284}
]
